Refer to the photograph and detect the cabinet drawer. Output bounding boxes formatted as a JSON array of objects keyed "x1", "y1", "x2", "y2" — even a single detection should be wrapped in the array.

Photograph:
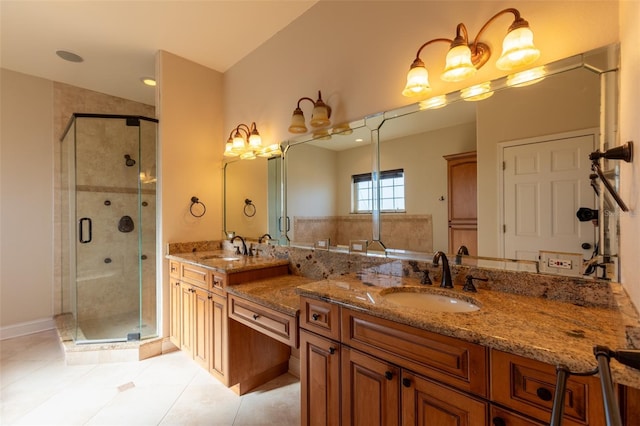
[
  {"x1": 300, "y1": 296, "x2": 341, "y2": 341},
  {"x1": 229, "y1": 294, "x2": 297, "y2": 347},
  {"x1": 342, "y1": 307, "x2": 487, "y2": 397},
  {"x1": 210, "y1": 272, "x2": 226, "y2": 297},
  {"x1": 490, "y1": 349, "x2": 604, "y2": 426},
  {"x1": 169, "y1": 260, "x2": 181, "y2": 278},
  {"x1": 180, "y1": 263, "x2": 209, "y2": 290},
  {"x1": 491, "y1": 405, "x2": 546, "y2": 426}
]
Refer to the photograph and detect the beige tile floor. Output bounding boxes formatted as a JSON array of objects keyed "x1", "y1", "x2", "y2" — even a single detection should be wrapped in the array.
[{"x1": 1, "y1": 330, "x2": 300, "y2": 425}]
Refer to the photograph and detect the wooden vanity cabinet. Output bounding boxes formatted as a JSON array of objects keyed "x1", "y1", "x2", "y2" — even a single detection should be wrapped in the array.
[
  {"x1": 300, "y1": 329, "x2": 341, "y2": 426},
  {"x1": 300, "y1": 298, "x2": 489, "y2": 425},
  {"x1": 169, "y1": 260, "x2": 290, "y2": 395}
]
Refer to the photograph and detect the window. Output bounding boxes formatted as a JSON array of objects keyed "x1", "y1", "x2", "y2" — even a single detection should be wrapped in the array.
[{"x1": 352, "y1": 169, "x2": 405, "y2": 213}]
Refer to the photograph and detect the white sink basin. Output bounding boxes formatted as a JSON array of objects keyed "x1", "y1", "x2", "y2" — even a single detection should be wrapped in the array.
[
  {"x1": 200, "y1": 254, "x2": 240, "y2": 261},
  {"x1": 381, "y1": 291, "x2": 480, "y2": 313}
]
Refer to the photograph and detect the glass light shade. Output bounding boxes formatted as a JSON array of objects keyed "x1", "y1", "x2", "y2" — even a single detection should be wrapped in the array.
[
  {"x1": 288, "y1": 109, "x2": 307, "y2": 133},
  {"x1": 312, "y1": 129, "x2": 331, "y2": 140},
  {"x1": 310, "y1": 105, "x2": 330, "y2": 127},
  {"x1": 441, "y1": 44, "x2": 476, "y2": 82},
  {"x1": 461, "y1": 82, "x2": 493, "y2": 101},
  {"x1": 248, "y1": 133, "x2": 262, "y2": 149},
  {"x1": 496, "y1": 26, "x2": 540, "y2": 70},
  {"x1": 507, "y1": 66, "x2": 546, "y2": 87},
  {"x1": 224, "y1": 140, "x2": 239, "y2": 157},
  {"x1": 402, "y1": 65, "x2": 430, "y2": 97},
  {"x1": 419, "y1": 95, "x2": 447, "y2": 110},
  {"x1": 231, "y1": 133, "x2": 246, "y2": 153},
  {"x1": 240, "y1": 150, "x2": 256, "y2": 160}
]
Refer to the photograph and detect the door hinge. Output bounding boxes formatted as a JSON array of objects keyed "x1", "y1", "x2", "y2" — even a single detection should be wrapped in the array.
[
  {"x1": 503, "y1": 224, "x2": 506, "y2": 233},
  {"x1": 502, "y1": 161, "x2": 506, "y2": 170}
]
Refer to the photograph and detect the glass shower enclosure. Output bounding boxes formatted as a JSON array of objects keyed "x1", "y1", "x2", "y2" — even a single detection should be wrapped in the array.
[{"x1": 61, "y1": 114, "x2": 158, "y2": 344}]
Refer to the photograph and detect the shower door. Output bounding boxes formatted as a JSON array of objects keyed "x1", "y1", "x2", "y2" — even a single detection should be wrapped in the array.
[{"x1": 63, "y1": 114, "x2": 158, "y2": 343}]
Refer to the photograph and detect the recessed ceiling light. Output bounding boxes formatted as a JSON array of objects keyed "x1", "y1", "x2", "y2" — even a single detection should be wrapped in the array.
[
  {"x1": 56, "y1": 50, "x2": 83, "y2": 63},
  {"x1": 141, "y1": 77, "x2": 156, "y2": 87}
]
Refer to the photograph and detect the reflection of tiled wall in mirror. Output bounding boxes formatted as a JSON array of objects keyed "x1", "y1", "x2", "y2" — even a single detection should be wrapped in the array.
[{"x1": 293, "y1": 215, "x2": 432, "y2": 252}]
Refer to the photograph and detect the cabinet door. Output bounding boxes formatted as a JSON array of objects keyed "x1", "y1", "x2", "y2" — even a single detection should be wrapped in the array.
[
  {"x1": 491, "y1": 405, "x2": 545, "y2": 426},
  {"x1": 169, "y1": 277, "x2": 182, "y2": 347},
  {"x1": 210, "y1": 292, "x2": 227, "y2": 382},
  {"x1": 401, "y1": 371, "x2": 487, "y2": 426},
  {"x1": 192, "y1": 287, "x2": 211, "y2": 369},
  {"x1": 180, "y1": 283, "x2": 194, "y2": 356},
  {"x1": 342, "y1": 347, "x2": 400, "y2": 426},
  {"x1": 300, "y1": 330, "x2": 340, "y2": 426}
]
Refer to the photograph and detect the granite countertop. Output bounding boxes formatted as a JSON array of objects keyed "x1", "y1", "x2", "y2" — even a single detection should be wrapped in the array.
[
  {"x1": 225, "y1": 275, "x2": 316, "y2": 316},
  {"x1": 296, "y1": 273, "x2": 640, "y2": 389},
  {"x1": 167, "y1": 250, "x2": 289, "y2": 274}
]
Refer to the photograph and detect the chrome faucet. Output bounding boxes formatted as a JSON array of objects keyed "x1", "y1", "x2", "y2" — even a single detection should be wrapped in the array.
[
  {"x1": 230, "y1": 235, "x2": 248, "y2": 255},
  {"x1": 432, "y1": 251, "x2": 453, "y2": 288},
  {"x1": 455, "y1": 245, "x2": 469, "y2": 265}
]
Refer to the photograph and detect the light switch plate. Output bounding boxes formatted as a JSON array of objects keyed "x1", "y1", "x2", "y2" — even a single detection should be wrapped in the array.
[
  {"x1": 314, "y1": 239, "x2": 330, "y2": 250},
  {"x1": 539, "y1": 250, "x2": 583, "y2": 276},
  {"x1": 349, "y1": 240, "x2": 368, "y2": 254}
]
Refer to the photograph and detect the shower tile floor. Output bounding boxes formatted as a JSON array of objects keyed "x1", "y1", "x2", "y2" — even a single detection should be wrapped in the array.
[{"x1": 1, "y1": 330, "x2": 301, "y2": 425}]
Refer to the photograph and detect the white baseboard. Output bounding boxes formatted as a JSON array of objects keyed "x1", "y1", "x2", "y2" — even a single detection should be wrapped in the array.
[{"x1": 0, "y1": 317, "x2": 56, "y2": 340}]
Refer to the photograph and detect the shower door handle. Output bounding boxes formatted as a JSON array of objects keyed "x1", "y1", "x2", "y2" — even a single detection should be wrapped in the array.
[{"x1": 79, "y1": 217, "x2": 92, "y2": 243}]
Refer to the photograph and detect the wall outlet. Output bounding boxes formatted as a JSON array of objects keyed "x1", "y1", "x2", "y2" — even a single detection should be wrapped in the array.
[
  {"x1": 539, "y1": 250, "x2": 583, "y2": 276},
  {"x1": 314, "y1": 239, "x2": 330, "y2": 250}
]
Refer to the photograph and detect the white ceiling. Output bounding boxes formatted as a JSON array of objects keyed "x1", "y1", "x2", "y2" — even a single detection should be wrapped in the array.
[{"x1": 0, "y1": 1, "x2": 318, "y2": 105}]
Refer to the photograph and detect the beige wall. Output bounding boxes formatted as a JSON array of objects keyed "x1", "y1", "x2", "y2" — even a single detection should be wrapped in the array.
[
  {"x1": 0, "y1": 70, "x2": 55, "y2": 337},
  {"x1": 224, "y1": 158, "x2": 269, "y2": 238},
  {"x1": 157, "y1": 50, "x2": 223, "y2": 336},
  {"x1": 619, "y1": 1, "x2": 640, "y2": 305}
]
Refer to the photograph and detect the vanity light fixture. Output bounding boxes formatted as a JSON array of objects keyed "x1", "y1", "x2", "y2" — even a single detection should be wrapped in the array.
[
  {"x1": 223, "y1": 122, "x2": 262, "y2": 160},
  {"x1": 223, "y1": 122, "x2": 281, "y2": 160},
  {"x1": 402, "y1": 7, "x2": 540, "y2": 97},
  {"x1": 288, "y1": 90, "x2": 332, "y2": 134}
]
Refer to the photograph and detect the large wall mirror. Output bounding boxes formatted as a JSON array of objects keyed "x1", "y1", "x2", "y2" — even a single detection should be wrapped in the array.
[{"x1": 225, "y1": 44, "x2": 621, "y2": 278}]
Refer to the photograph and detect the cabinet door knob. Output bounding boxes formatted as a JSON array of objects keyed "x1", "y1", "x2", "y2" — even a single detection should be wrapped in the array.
[
  {"x1": 253, "y1": 314, "x2": 259, "y2": 320},
  {"x1": 384, "y1": 371, "x2": 393, "y2": 380},
  {"x1": 328, "y1": 347, "x2": 336, "y2": 355},
  {"x1": 312, "y1": 313, "x2": 320, "y2": 321},
  {"x1": 402, "y1": 377, "x2": 411, "y2": 388},
  {"x1": 536, "y1": 387, "x2": 553, "y2": 401},
  {"x1": 492, "y1": 417, "x2": 506, "y2": 426},
  {"x1": 208, "y1": 295, "x2": 212, "y2": 300}
]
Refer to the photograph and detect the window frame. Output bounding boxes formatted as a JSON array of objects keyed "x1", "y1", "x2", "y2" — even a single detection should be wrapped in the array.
[{"x1": 351, "y1": 168, "x2": 405, "y2": 214}]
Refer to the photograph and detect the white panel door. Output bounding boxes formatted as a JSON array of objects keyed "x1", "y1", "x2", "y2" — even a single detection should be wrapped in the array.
[{"x1": 503, "y1": 134, "x2": 596, "y2": 261}]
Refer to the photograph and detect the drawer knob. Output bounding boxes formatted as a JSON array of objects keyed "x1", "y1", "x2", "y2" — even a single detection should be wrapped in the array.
[
  {"x1": 402, "y1": 378, "x2": 411, "y2": 388},
  {"x1": 384, "y1": 371, "x2": 393, "y2": 381},
  {"x1": 328, "y1": 347, "x2": 336, "y2": 355},
  {"x1": 312, "y1": 313, "x2": 320, "y2": 321},
  {"x1": 253, "y1": 314, "x2": 259, "y2": 320},
  {"x1": 536, "y1": 387, "x2": 553, "y2": 401},
  {"x1": 492, "y1": 417, "x2": 506, "y2": 426}
]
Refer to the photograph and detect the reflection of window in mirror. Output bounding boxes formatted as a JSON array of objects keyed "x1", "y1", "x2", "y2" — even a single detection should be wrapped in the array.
[{"x1": 352, "y1": 169, "x2": 405, "y2": 213}]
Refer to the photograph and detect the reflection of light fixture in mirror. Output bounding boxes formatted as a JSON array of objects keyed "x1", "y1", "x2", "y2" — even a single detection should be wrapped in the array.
[
  {"x1": 223, "y1": 122, "x2": 263, "y2": 160},
  {"x1": 312, "y1": 129, "x2": 331, "y2": 140},
  {"x1": 331, "y1": 122, "x2": 353, "y2": 135},
  {"x1": 257, "y1": 143, "x2": 282, "y2": 158},
  {"x1": 403, "y1": 8, "x2": 540, "y2": 96},
  {"x1": 419, "y1": 95, "x2": 448, "y2": 110},
  {"x1": 507, "y1": 66, "x2": 546, "y2": 87},
  {"x1": 288, "y1": 91, "x2": 332, "y2": 133},
  {"x1": 461, "y1": 82, "x2": 494, "y2": 101}
]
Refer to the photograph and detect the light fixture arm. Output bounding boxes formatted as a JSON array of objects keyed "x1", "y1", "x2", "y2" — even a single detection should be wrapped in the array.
[
  {"x1": 295, "y1": 96, "x2": 315, "y2": 110},
  {"x1": 473, "y1": 8, "x2": 522, "y2": 48},
  {"x1": 412, "y1": 38, "x2": 453, "y2": 66}
]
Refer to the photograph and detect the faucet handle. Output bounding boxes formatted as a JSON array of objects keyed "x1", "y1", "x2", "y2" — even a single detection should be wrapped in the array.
[
  {"x1": 234, "y1": 245, "x2": 241, "y2": 255},
  {"x1": 420, "y1": 270, "x2": 432, "y2": 285},
  {"x1": 463, "y1": 275, "x2": 488, "y2": 292}
]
